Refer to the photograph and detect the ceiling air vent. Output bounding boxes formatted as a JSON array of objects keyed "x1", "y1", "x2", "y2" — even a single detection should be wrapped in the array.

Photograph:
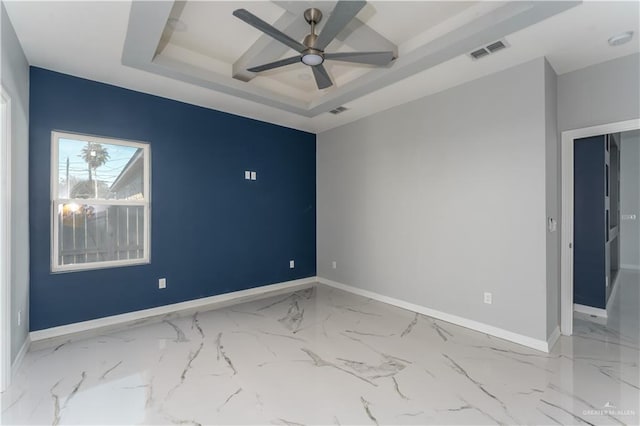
[
  {"x1": 329, "y1": 106, "x2": 348, "y2": 115},
  {"x1": 468, "y1": 39, "x2": 510, "y2": 60},
  {"x1": 486, "y1": 40, "x2": 506, "y2": 53},
  {"x1": 470, "y1": 48, "x2": 490, "y2": 60}
]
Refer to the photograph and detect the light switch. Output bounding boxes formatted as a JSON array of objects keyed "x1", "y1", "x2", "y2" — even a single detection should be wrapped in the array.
[
  {"x1": 245, "y1": 171, "x2": 251, "y2": 180},
  {"x1": 251, "y1": 171, "x2": 257, "y2": 181}
]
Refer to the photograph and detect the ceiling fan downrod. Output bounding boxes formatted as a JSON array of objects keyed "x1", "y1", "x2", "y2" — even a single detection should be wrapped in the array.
[{"x1": 301, "y1": 8, "x2": 324, "y2": 66}]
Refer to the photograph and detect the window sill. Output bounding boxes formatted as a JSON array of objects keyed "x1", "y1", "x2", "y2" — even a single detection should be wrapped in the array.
[{"x1": 51, "y1": 258, "x2": 150, "y2": 274}]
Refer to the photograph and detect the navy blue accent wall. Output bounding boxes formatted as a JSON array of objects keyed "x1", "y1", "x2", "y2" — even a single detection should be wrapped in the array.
[
  {"x1": 573, "y1": 135, "x2": 605, "y2": 309},
  {"x1": 29, "y1": 67, "x2": 316, "y2": 330}
]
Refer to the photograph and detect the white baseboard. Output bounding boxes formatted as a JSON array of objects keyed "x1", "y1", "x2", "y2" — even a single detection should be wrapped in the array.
[
  {"x1": 11, "y1": 335, "x2": 30, "y2": 378},
  {"x1": 547, "y1": 326, "x2": 561, "y2": 352},
  {"x1": 574, "y1": 303, "x2": 607, "y2": 318},
  {"x1": 620, "y1": 264, "x2": 640, "y2": 271},
  {"x1": 30, "y1": 277, "x2": 317, "y2": 344},
  {"x1": 318, "y1": 278, "x2": 551, "y2": 353}
]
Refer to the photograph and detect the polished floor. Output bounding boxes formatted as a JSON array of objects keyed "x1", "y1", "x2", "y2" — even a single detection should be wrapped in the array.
[{"x1": 1, "y1": 275, "x2": 639, "y2": 425}]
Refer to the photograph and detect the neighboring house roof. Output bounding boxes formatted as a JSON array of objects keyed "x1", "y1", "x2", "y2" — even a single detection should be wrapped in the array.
[{"x1": 110, "y1": 148, "x2": 143, "y2": 193}]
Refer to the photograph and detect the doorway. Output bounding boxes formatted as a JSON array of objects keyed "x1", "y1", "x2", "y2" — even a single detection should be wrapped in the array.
[{"x1": 561, "y1": 119, "x2": 640, "y2": 336}]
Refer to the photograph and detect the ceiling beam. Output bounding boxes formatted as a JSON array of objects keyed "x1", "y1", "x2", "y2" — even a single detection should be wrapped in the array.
[{"x1": 121, "y1": 0, "x2": 174, "y2": 64}]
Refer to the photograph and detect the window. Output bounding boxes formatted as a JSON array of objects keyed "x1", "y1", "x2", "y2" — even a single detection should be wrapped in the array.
[{"x1": 51, "y1": 131, "x2": 150, "y2": 272}]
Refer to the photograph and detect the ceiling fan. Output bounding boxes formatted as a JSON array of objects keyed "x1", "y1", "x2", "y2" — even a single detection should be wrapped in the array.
[{"x1": 233, "y1": 1, "x2": 395, "y2": 90}]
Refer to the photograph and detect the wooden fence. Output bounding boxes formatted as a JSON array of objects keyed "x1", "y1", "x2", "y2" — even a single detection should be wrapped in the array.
[{"x1": 59, "y1": 205, "x2": 144, "y2": 265}]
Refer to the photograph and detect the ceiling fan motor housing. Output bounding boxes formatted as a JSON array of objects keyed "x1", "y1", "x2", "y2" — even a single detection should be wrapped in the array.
[{"x1": 303, "y1": 33, "x2": 319, "y2": 49}]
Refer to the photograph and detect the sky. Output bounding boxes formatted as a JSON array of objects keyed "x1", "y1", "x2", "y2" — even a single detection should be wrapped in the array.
[{"x1": 58, "y1": 137, "x2": 139, "y2": 188}]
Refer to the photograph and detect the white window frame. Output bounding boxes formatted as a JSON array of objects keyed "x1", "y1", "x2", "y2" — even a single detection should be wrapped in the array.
[{"x1": 51, "y1": 131, "x2": 151, "y2": 273}]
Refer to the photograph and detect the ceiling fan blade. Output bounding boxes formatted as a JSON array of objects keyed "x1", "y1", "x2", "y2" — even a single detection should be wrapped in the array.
[
  {"x1": 324, "y1": 51, "x2": 395, "y2": 66},
  {"x1": 247, "y1": 56, "x2": 302, "y2": 73},
  {"x1": 314, "y1": 0, "x2": 366, "y2": 51},
  {"x1": 311, "y1": 64, "x2": 333, "y2": 89},
  {"x1": 233, "y1": 9, "x2": 306, "y2": 53}
]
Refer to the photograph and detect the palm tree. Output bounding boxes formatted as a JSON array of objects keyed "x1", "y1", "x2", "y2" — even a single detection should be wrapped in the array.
[{"x1": 80, "y1": 142, "x2": 110, "y2": 198}]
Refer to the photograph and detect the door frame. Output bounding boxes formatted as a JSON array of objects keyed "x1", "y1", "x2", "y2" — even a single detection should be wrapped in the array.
[
  {"x1": 561, "y1": 118, "x2": 640, "y2": 336},
  {"x1": 1, "y1": 87, "x2": 11, "y2": 391}
]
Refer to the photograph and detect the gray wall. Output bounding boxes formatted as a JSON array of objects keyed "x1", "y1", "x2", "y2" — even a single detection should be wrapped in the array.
[
  {"x1": 545, "y1": 59, "x2": 559, "y2": 338},
  {"x1": 318, "y1": 58, "x2": 551, "y2": 342},
  {"x1": 620, "y1": 130, "x2": 640, "y2": 269},
  {"x1": 558, "y1": 53, "x2": 640, "y2": 132},
  {"x1": 1, "y1": 2, "x2": 30, "y2": 362}
]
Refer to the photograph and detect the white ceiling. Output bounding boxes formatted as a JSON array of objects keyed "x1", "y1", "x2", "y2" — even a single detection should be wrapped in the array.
[{"x1": 4, "y1": 1, "x2": 640, "y2": 133}]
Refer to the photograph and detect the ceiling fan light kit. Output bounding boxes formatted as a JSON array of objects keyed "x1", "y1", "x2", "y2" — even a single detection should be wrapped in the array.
[
  {"x1": 233, "y1": 1, "x2": 395, "y2": 90},
  {"x1": 301, "y1": 52, "x2": 324, "y2": 66}
]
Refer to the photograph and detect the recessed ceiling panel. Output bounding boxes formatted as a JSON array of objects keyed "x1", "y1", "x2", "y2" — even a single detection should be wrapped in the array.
[
  {"x1": 162, "y1": 1, "x2": 286, "y2": 64},
  {"x1": 154, "y1": 1, "x2": 487, "y2": 104},
  {"x1": 156, "y1": 0, "x2": 406, "y2": 104}
]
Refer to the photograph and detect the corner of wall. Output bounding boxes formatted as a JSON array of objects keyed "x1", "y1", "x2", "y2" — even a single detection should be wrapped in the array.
[{"x1": 544, "y1": 57, "x2": 560, "y2": 339}]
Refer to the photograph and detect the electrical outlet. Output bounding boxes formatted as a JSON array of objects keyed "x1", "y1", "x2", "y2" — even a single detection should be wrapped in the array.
[
  {"x1": 289, "y1": 260, "x2": 295, "y2": 269},
  {"x1": 483, "y1": 292, "x2": 492, "y2": 305},
  {"x1": 332, "y1": 261, "x2": 337, "y2": 269},
  {"x1": 17, "y1": 310, "x2": 22, "y2": 326},
  {"x1": 159, "y1": 278, "x2": 167, "y2": 289}
]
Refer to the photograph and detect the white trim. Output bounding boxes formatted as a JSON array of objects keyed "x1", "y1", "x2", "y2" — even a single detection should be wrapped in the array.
[
  {"x1": 318, "y1": 278, "x2": 552, "y2": 353},
  {"x1": 56, "y1": 198, "x2": 147, "y2": 206},
  {"x1": 547, "y1": 326, "x2": 561, "y2": 352},
  {"x1": 50, "y1": 250, "x2": 149, "y2": 273},
  {"x1": 50, "y1": 130, "x2": 151, "y2": 273},
  {"x1": 10, "y1": 335, "x2": 29, "y2": 379},
  {"x1": 620, "y1": 264, "x2": 640, "y2": 271},
  {"x1": 30, "y1": 277, "x2": 317, "y2": 343},
  {"x1": 560, "y1": 118, "x2": 640, "y2": 337},
  {"x1": 1, "y1": 87, "x2": 12, "y2": 392},
  {"x1": 574, "y1": 303, "x2": 608, "y2": 318},
  {"x1": 606, "y1": 271, "x2": 622, "y2": 314}
]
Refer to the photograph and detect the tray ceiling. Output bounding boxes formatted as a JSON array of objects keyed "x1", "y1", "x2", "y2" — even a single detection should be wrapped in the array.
[{"x1": 122, "y1": 1, "x2": 579, "y2": 117}]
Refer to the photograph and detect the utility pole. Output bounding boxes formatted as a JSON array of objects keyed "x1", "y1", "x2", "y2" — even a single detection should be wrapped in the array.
[{"x1": 66, "y1": 157, "x2": 70, "y2": 198}]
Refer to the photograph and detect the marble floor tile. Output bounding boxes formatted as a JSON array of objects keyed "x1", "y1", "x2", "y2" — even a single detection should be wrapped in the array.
[{"x1": 1, "y1": 276, "x2": 639, "y2": 425}]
